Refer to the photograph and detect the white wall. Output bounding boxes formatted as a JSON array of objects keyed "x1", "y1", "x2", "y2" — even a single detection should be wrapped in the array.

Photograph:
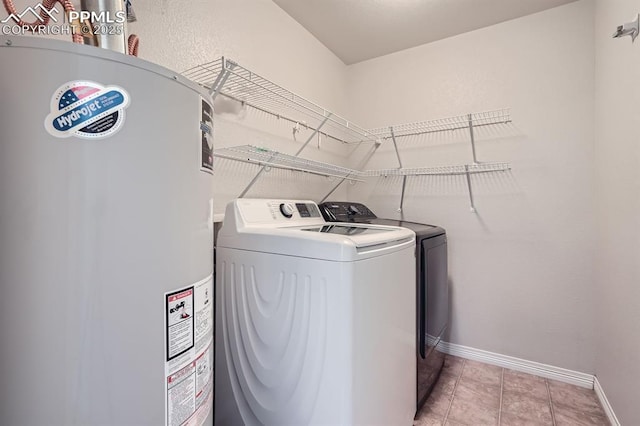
[
  {"x1": 129, "y1": 0, "x2": 352, "y2": 212},
  {"x1": 345, "y1": 1, "x2": 597, "y2": 373},
  {"x1": 594, "y1": 0, "x2": 640, "y2": 424},
  {"x1": 130, "y1": 0, "x2": 348, "y2": 116}
]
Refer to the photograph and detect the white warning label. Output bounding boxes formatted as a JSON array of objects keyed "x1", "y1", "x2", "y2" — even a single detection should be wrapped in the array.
[
  {"x1": 167, "y1": 288, "x2": 194, "y2": 360},
  {"x1": 165, "y1": 275, "x2": 214, "y2": 426},
  {"x1": 167, "y1": 361, "x2": 197, "y2": 426}
]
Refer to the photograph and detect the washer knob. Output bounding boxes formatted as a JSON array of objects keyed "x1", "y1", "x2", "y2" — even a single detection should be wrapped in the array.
[{"x1": 279, "y1": 203, "x2": 294, "y2": 218}]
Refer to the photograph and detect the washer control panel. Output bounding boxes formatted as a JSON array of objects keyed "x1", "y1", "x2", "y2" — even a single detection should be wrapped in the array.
[
  {"x1": 275, "y1": 202, "x2": 322, "y2": 219},
  {"x1": 235, "y1": 199, "x2": 323, "y2": 225},
  {"x1": 293, "y1": 202, "x2": 320, "y2": 218},
  {"x1": 279, "y1": 203, "x2": 295, "y2": 218}
]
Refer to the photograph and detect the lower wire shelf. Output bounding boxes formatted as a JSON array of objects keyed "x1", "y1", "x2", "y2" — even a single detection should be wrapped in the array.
[
  {"x1": 215, "y1": 145, "x2": 510, "y2": 179},
  {"x1": 215, "y1": 144, "x2": 510, "y2": 212},
  {"x1": 213, "y1": 145, "x2": 364, "y2": 181}
]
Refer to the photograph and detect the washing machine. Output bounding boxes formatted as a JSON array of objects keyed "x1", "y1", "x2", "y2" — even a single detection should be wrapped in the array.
[
  {"x1": 319, "y1": 202, "x2": 448, "y2": 413},
  {"x1": 215, "y1": 198, "x2": 416, "y2": 426}
]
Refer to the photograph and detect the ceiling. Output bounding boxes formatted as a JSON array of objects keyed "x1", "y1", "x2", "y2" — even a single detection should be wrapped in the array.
[{"x1": 272, "y1": 0, "x2": 580, "y2": 65}]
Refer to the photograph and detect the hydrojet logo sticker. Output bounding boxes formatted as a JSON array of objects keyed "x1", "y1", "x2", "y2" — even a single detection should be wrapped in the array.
[{"x1": 45, "y1": 81, "x2": 130, "y2": 139}]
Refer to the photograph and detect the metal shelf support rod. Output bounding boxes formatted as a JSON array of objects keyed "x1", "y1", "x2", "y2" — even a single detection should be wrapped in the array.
[
  {"x1": 295, "y1": 114, "x2": 331, "y2": 156},
  {"x1": 238, "y1": 116, "x2": 331, "y2": 198},
  {"x1": 209, "y1": 57, "x2": 235, "y2": 100},
  {"x1": 320, "y1": 139, "x2": 382, "y2": 202},
  {"x1": 320, "y1": 175, "x2": 351, "y2": 203},
  {"x1": 468, "y1": 113, "x2": 479, "y2": 164},
  {"x1": 390, "y1": 126, "x2": 403, "y2": 168},
  {"x1": 464, "y1": 165, "x2": 477, "y2": 213},
  {"x1": 398, "y1": 176, "x2": 408, "y2": 218},
  {"x1": 390, "y1": 126, "x2": 407, "y2": 216},
  {"x1": 238, "y1": 152, "x2": 279, "y2": 198}
]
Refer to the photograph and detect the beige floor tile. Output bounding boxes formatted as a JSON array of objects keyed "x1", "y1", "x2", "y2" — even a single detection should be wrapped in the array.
[
  {"x1": 414, "y1": 408, "x2": 445, "y2": 426},
  {"x1": 553, "y1": 404, "x2": 610, "y2": 426},
  {"x1": 502, "y1": 369, "x2": 549, "y2": 401},
  {"x1": 460, "y1": 359, "x2": 502, "y2": 386},
  {"x1": 446, "y1": 380, "x2": 500, "y2": 425},
  {"x1": 455, "y1": 376, "x2": 501, "y2": 403},
  {"x1": 548, "y1": 380, "x2": 605, "y2": 418},
  {"x1": 501, "y1": 389, "x2": 553, "y2": 425},
  {"x1": 420, "y1": 372, "x2": 458, "y2": 416},
  {"x1": 443, "y1": 355, "x2": 464, "y2": 377},
  {"x1": 420, "y1": 358, "x2": 611, "y2": 426},
  {"x1": 500, "y1": 411, "x2": 553, "y2": 426}
]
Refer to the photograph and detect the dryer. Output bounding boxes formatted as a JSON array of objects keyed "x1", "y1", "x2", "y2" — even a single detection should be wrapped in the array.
[
  {"x1": 215, "y1": 199, "x2": 416, "y2": 426},
  {"x1": 319, "y1": 202, "x2": 448, "y2": 413}
]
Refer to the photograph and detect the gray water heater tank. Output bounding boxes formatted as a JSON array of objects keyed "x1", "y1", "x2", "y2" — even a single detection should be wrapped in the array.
[{"x1": 0, "y1": 36, "x2": 214, "y2": 426}]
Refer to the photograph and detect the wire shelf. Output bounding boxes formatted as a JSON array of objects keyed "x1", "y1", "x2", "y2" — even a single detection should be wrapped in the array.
[
  {"x1": 368, "y1": 162, "x2": 511, "y2": 177},
  {"x1": 214, "y1": 145, "x2": 509, "y2": 179},
  {"x1": 183, "y1": 58, "x2": 375, "y2": 144},
  {"x1": 182, "y1": 57, "x2": 514, "y2": 211},
  {"x1": 213, "y1": 145, "x2": 364, "y2": 181},
  {"x1": 369, "y1": 108, "x2": 512, "y2": 139}
]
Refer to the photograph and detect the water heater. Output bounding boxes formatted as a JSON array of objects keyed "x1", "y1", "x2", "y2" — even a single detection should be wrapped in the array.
[{"x1": 0, "y1": 36, "x2": 214, "y2": 426}]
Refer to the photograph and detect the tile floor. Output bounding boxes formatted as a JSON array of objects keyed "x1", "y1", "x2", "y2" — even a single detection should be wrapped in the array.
[{"x1": 414, "y1": 355, "x2": 609, "y2": 426}]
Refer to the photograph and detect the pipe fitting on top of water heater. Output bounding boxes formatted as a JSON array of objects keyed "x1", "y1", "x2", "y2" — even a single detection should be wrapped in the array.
[{"x1": 80, "y1": 0, "x2": 130, "y2": 54}]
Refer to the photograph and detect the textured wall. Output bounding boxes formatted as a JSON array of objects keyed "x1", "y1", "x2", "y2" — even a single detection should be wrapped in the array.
[
  {"x1": 128, "y1": 0, "x2": 352, "y2": 212},
  {"x1": 594, "y1": 0, "x2": 640, "y2": 423},
  {"x1": 129, "y1": 0, "x2": 348, "y2": 116},
  {"x1": 345, "y1": 1, "x2": 598, "y2": 374}
]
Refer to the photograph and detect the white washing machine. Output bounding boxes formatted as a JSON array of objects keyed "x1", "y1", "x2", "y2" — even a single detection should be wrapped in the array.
[{"x1": 215, "y1": 199, "x2": 417, "y2": 426}]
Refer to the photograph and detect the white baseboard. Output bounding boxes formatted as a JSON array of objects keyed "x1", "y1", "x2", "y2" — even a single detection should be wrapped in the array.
[
  {"x1": 594, "y1": 376, "x2": 621, "y2": 426},
  {"x1": 437, "y1": 341, "x2": 594, "y2": 389}
]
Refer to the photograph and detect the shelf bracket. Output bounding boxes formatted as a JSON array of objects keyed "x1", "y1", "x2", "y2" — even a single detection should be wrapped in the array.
[
  {"x1": 390, "y1": 126, "x2": 404, "y2": 169},
  {"x1": 209, "y1": 57, "x2": 236, "y2": 100},
  {"x1": 319, "y1": 139, "x2": 381, "y2": 203},
  {"x1": 398, "y1": 175, "x2": 408, "y2": 219},
  {"x1": 464, "y1": 165, "x2": 477, "y2": 213},
  {"x1": 320, "y1": 174, "x2": 352, "y2": 203},
  {"x1": 238, "y1": 151, "x2": 279, "y2": 198},
  {"x1": 390, "y1": 126, "x2": 407, "y2": 217},
  {"x1": 238, "y1": 115, "x2": 331, "y2": 198},
  {"x1": 468, "y1": 113, "x2": 479, "y2": 165},
  {"x1": 295, "y1": 114, "x2": 331, "y2": 156}
]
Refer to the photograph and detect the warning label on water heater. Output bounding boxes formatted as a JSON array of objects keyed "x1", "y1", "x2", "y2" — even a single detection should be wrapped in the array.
[
  {"x1": 166, "y1": 288, "x2": 195, "y2": 360},
  {"x1": 164, "y1": 275, "x2": 214, "y2": 426},
  {"x1": 200, "y1": 98, "x2": 214, "y2": 174}
]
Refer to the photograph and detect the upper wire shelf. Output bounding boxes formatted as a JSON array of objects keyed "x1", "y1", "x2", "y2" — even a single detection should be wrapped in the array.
[
  {"x1": 367, "y1": 162, "x2": 511, "y2": 177},
  {"x1": 213, "y1": 145, "x2": 364, "y2": 181},
  {"x1": 369, "y1": 108, "x2": 512, "y2": 140},
  {"x1": 182, "y1": 58, "x2": 375, "y2": 144}
]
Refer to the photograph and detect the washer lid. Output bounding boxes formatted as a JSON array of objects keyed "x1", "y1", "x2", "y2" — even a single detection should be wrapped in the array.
[{"x1": 217, "y1": 199, "x2": 415, "y2": 261}]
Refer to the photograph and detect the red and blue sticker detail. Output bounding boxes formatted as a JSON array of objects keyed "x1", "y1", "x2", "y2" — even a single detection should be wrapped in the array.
[{"x1": 45, "y1": 81, "x2": 130, "y2": 139}]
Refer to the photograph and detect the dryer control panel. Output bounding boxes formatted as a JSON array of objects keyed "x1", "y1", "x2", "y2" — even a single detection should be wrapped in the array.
[{"x1": 319, "y1": 202, "x2": 377, "y2": 222}]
